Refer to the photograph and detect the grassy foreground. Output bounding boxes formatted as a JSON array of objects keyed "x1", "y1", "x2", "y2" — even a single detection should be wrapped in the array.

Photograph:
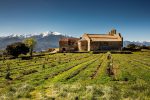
[{"x1": 0, "y1": 51, "x2": 150, "y2": 100}]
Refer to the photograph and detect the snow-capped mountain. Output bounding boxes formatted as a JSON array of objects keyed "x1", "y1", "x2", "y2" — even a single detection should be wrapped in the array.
[
  {"x1": 41, "y1": 31, "x2": 62, "y2": 37},
  {"x1": 0, "y1": 31, "x2": 67, "y2": 51},
  {"x1": 123, "y1": 41, "x2": 150, "y2": 47},
  {"x1": 4, "y1": 31, "x2": 62, "y2": 38}
]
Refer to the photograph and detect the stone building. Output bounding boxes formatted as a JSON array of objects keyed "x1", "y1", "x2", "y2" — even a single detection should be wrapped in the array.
[
  {"x1": 79, "y1": 29, "x2": 123, "y2": 51},
  {"x1": 59, "y1": 38, "x2": 79, "y2": 52},
  {"x1": 59, "y1": 29, "x2": 123, "y2": 52}
]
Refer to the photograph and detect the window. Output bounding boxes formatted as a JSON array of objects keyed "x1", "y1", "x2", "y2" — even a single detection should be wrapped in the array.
[
  {"x1": 104, "y1": 42, "x2": 108, "y2": 46},
  {"x1": 109, "y1": 42, "x2": 112, "y2": 46},
  {"x1": 68, "y1": 41, "x2": 75, "y2": 46},
  {"x1": 68, "y1": 41, "x2": 71, "y2": 45}
]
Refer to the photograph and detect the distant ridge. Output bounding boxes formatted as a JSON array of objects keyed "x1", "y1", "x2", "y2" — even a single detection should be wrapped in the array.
[
  {"x1": 123, "y1": 41, "x2": 150, "y2": 47},
  {"x1": 0, "y1": 31, "x2": 70, "y2": 51}
]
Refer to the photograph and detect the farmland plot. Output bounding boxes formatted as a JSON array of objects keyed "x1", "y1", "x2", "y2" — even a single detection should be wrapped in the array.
[{"x1": 0, "y1": 51, "x2": 150, "y2": 100}]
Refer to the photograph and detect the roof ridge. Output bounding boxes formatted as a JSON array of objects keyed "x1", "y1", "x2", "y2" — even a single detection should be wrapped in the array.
[{"x1": 87, "y1": 33, "x2": 121, "y2": 35}]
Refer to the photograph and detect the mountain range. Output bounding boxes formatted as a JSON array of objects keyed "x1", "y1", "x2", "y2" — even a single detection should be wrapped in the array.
[
  {"x1": 0, "y1": 31, "x2": 67, "y2": 51},
  {"x1": 0, "y1": 32, "x2": 150, "y2": 51},
  {"x1": 123, "y1": 41, "x2": 150, "y2": 47}
]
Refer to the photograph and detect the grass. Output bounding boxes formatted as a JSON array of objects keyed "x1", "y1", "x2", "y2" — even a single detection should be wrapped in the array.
[{"x1": 0, "y1": 51, "x2": 150, "y2": 99}]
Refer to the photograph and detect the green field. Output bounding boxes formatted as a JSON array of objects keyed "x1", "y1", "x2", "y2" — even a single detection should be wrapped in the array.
[{"x1": 0, "y1": 51, "x2": 150, "y2": 100}]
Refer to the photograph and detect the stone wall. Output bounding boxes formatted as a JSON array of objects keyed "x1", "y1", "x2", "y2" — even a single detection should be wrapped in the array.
[
  {"x1": 90, "y1": 41, "x2": 122, "y2": 51},
  {"x1": 59, "y1": 38, "x2": 79, "y2": 52},
  {"x1": 78, "y1": 40, "x2": 88, "y2": 51}
]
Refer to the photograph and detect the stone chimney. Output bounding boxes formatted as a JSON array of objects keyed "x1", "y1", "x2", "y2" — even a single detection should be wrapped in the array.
[{"x1": 110, "y1": 29, "x2": 116, "y2": 35}]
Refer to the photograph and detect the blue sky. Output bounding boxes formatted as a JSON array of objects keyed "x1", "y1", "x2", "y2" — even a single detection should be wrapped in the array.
[{"x1": 0, "y1": 0, "x2": 150, "y2": 41}]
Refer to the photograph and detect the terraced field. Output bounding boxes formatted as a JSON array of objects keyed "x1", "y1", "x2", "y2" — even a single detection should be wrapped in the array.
[{"x1": 0, "y1": 51, "x2": 150, "y2": 100}]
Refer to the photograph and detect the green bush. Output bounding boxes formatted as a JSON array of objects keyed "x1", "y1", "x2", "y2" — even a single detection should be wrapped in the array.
[{"x1": 6, "y1": 42, "x2": 29, "y2": 58}]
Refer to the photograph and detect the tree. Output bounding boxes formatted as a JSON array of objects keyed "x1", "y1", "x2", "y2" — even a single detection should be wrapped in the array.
[
  {"x1": 6, "y1": 42, "x2": 29, "y2": 58},
  {"x1": 127, "y1": 44, "x2": 136, "y2": 49},
  {"x1": 141, "y1": 45, "x2": 149, "y2": 49},
  {"x1": 23, "y1": 38, "x2": 37, "y2": 57}
]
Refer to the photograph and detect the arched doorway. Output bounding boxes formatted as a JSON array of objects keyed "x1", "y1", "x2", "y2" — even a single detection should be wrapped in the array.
[{"x1": 62, "y1": 48, "x2": 66, "y2": 52}]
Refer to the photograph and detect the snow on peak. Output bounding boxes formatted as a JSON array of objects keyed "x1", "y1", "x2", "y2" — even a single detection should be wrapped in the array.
[
  {"x1": 0, "y1": 31, "x2": 63, "y2": 38},
  {"x1": 51, "y1": 32, "x2": 61, "y2": 35},
  {"x1": 9, "y1": 34, "x2": 22, "y2": 38},
  {"x1": 41, "y1": 31, "x2": 51, "y2": 37},
  {"x1": 11, "y1": 34, "x2": 19, "y2": 37},
  {"x1": 41, "y1": 31, "x2": 62, "y2": 37}
]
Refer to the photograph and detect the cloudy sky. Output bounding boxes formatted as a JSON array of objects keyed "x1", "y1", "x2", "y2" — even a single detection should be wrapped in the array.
[{"x1": 0, "y1": 0, "x2": 150, "y2": 41}]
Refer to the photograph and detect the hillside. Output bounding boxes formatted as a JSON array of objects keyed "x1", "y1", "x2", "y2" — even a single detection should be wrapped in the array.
[{"x1": 0, "y1": 51, "x2": 150, "y2": 99}]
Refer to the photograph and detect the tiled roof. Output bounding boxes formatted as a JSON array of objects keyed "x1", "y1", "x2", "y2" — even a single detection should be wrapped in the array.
[
  {"x1": 60, "y1": 38, "x2": 79, "y2": 41},
  {"x1": 85, "y1": 34, "x2": 122, "y2": 41}
]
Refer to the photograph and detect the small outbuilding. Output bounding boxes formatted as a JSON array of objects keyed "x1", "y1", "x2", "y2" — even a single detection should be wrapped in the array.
[{"x1": 59, "y1": 38, "x2": 80, "y2": 52}]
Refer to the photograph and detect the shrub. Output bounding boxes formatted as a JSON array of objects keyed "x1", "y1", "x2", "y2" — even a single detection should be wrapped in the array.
[
  {"x1": 89, "y1": 51, "x2": 94, "y2": 54},
  {"x1": 6, "y1": 42, "x2": 29, "y2": 58},
  {"x1": 5, "y1": 63, "x2": 12, "y2": 80},
  {"x1": 16, "y1": 84, "x2": 35, "y2": 98},
  {"x1": 22, "y1": 69, "x2": 38, "y2": 75}
]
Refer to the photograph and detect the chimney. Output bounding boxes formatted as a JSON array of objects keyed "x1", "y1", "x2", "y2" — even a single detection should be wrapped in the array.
[{"x1": 111, "y1": 29, "x2": 116, "y2": 35}]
